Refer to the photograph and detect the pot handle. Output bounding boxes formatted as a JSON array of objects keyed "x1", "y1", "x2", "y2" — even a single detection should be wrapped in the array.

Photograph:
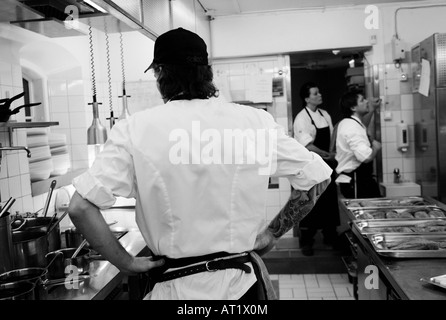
[
  {"x1": 45, "y1": 250, "x2": 64, "y2": 269},
  {"x1": 42, "y1": 275, "x2": 90, "y2": 289},
  {"x1": 10, "y1": 216, "x2": 26, "y2": 231}
]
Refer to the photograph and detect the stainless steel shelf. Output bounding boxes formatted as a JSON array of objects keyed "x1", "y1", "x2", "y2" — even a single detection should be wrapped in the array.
[
  {"x1": 0, "y1": 121, "x2": 59, "y2": 146},
  {"x1": 0, "y1": 121, "x2": 59, "y2": 128}
]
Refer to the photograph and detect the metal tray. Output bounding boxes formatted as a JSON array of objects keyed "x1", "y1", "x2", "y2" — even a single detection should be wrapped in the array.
[
  {"x1": 348, "y1": 206, "x2": 446, "y2": 221},
  {"x1": 367, "y1": 233, "x2": 446, "y2": 258},
  {"x1": 420, "y1": 274, "x2": 446, "y2": 290},
  {"x1": 353, "y1": 218, "x2": 446, "y2": 236},
  {"x1": 342, "y1": 196, "x2": 435, "y2": 209}
]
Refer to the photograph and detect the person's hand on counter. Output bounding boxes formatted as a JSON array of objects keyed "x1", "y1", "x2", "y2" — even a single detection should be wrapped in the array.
[
  {"x1": 124, "y1": 256, "x2": 165, "y2": 274},
  {"x1": 68, "y1": 192, "x2": 165, "y2": 275}
]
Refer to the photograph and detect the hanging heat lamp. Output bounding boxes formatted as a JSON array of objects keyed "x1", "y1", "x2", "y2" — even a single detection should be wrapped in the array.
[
  {"x1": 87, "y1": 23, "x2": 107, "y2": 145},
  {"x1": 104, "y1": 17, "x2": 116, "y2": 129},
  {"x1": 118, "y1": 31, "x2": 131, "y2": 120}
]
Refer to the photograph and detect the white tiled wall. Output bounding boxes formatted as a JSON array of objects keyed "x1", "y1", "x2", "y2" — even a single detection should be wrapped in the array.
[
  {"x1": 378, "y1": 62, "x2": 417, "y2": 184},
  {"x1": 0, "y1": 37, "x2": 34, "y2": 214},
  {"x1": 0, "y1": 38, "x2": 89, "y2": 216}
]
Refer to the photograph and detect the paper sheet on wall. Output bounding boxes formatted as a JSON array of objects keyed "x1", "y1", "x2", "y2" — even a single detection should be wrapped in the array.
[
  {"x1": 245, "y1": 74, "x2": 273, "y2": 103},
  {"x1": 213, "y1": 74, "x2": 233, "y2": 102},
  {"x1": 419, "y1": 59, "x2": 430, "y2": 97},
  {"x1": 125, "y1": 80, "x2": 164, "y2": 114}
]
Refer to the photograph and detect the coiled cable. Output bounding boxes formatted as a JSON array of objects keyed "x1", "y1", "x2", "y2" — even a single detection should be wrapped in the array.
[{"x1": 88, "y1": 23, "x2": 96, "y2": 97}]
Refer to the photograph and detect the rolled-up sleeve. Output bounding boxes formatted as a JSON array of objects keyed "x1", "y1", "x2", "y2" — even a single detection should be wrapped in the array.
[
  {"x1": 270, "y1": 117, "x2": 332, "y2": 191},
  {"x1": 73, "y1": 120, "x2": 136, "y2": 209},
  {"x1": 293, "y1": 114, "x2": 314, "y2": 147},
  {"x1": 346, "y1": 132, "x2": 372, "y2": 163}
]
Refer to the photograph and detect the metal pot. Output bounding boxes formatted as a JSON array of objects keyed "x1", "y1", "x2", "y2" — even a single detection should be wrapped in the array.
[
  {"x1": 0, "y1": 281, "x2": 35, "y2": 300},
  {"x1": 0, "y1": 213, "x2": 14, "y2": 273},
  {"x1": 12, "y1": 231, "x2": 49, "y2": 268},
  {"x1": 0, "y1": 252, "x2": 77, "y2": 300},
  {"x1": 22, "y1": 217, "x2": 61, "y2": 252},
  {"x1": 64, "y1": 228, "x2": 87, "y2": 248},
  {"x1": 45, "y1": 248, "x2": 91, "y2": 279}
]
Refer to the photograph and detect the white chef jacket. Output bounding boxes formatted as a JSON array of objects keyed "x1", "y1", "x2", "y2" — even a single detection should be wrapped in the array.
[
  {"x1": 73, "y1": 97, "x2": 332, "y2": 300},
  {"x1": 335, "y1": 115, "x2": 372, "y2": 179},
  {"x1": 293, "y1": 107, "x2": 333, "y2": 147}
]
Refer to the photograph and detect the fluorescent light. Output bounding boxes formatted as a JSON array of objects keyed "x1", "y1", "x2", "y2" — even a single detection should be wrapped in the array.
[{"x1": 83, "y1": 0, "x2": 108, "y2": 13}]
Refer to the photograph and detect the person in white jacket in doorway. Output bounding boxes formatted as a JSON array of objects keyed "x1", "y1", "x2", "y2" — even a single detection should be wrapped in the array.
[
  {"x1": 68, "y1": 27, "x2": 332, "y2": 300},
  {"x1": 335, "y1": 90, "x2": 382, "y2": 199}
]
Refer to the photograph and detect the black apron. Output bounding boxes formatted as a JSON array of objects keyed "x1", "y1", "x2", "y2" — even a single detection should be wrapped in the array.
[
  {"x1": 299, "y1": 108, "x2": 340, "y2": 229},
  {"x1": 339, "y1": 117, "x2": 381, "y2": 199}
]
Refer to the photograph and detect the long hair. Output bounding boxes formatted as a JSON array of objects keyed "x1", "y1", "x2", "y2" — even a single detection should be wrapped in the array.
[{"x1": 153, "y1": 63, "x2": 218, "y2": 101}]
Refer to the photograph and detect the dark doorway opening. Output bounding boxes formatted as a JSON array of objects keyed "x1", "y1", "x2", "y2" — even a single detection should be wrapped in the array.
[{"x1": 290, "y1": 46, "x2": 372, "y2": 127}]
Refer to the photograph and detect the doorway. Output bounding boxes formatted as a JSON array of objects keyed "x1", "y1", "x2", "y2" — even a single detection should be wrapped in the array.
[{"x1": 290, "y1": 47, "x2": 372, "y2": 127}]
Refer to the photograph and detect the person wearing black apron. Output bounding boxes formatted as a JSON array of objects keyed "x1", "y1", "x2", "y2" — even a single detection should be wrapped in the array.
[
  {"x1": 335, "y1": 90, "x2": 382, "y2": 200},
  {"x1": 293, "y1": 83, "x2": 340, "y2": 256}
]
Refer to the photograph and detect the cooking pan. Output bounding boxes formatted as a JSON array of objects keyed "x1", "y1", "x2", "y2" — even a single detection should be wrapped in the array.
[
  {"x1": 11, "y1": 211, "x2": 69, "y2": 268},
  {"x1": 0, "y1": 251, "x2": 61, "y2": 300},
  {"x1": 18, "y1": 216, "x2": 61, "y2": 252},
  {"x1": 0, "y1": 281, "x2": 35, "y2": 300},
  {"x1": 45, "y1": 248, "x2": 91, "y2": 279}
]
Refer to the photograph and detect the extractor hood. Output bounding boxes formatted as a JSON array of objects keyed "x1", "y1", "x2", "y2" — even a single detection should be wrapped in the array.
[{"x1": 5, "y1": 0, "x2": 139, "y2": 37}]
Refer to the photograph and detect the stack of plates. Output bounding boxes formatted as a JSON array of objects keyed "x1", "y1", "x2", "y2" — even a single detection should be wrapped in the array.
[
  {"x1": 48, "y1": 133, "x2": 70, "y2": 176},
  {"x1": 27, "y1": 128, "x2": 53, "y2": 182}
]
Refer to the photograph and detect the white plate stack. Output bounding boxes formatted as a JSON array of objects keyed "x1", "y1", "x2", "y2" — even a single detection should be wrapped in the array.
[
  {"x1": 48, "y1": 133, "x2": 70, "y2": 176},
  {"x1": 27, "y1": 128, "x2": 54, "y2": 182}
]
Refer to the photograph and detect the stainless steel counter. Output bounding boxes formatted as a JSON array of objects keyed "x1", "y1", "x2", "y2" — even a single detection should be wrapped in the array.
[{"x1": 43, "y1": 229, "x2": 148, "y2": 300}]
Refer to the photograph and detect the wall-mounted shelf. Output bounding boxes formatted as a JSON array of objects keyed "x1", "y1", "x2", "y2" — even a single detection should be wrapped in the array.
[{"x1": 0, "y1": 121, "x2": 59, "y2": 145}]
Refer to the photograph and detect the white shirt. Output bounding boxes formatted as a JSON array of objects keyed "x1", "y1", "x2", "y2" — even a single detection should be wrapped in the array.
[
  {"x1": 335, "y1": 115, "x2": 372, "y2": 177},
  {"x1": 293, "y1": 107, "x2": 333, "y2": 147},
  {"x1": 73, "y1": 97, "x2": 332, "y2": 300}
]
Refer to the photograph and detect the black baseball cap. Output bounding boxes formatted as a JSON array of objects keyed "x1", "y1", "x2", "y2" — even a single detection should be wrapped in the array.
[{"x1": 144, "y1": 28, "x2": 209, "y2": 73}]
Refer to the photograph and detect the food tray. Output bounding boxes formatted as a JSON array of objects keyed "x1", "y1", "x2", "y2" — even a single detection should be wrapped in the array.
[
  {"x1": 367, "y1": 233, "x2": 446, "y2": 258},
  {"x1": 420, "y1": 274, "x2": 446, "y2": 290},
  {"x1": 342, "y1": 196, "x2": 435, "y2": 209},
  {"x1": 353, "y1": 218, "x2": 446, "y2": 236},
  {"x1": 348, "y1": 206, "x2": 446, "y2": 221}
]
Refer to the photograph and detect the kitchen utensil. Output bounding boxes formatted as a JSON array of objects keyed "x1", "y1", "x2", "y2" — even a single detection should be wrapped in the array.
[
  {"x1": 19, "y1": 215, "x2": 61, "y2": 252},
  {"x1": 12, "y1": 231, "x2": 49, "y2": 268},
  {"x1": 0, "y1": 92, "x2": 41, "y2": 122},
  {"x1": 71, "y1": 239, "x2": 88, "y2": 259},
  {"x1": 45, "y1": 247, "x2": 91, "y2": 279},
  {"x1": 0, "y1": 251, "x2": 62, "y2": 300},
  {"x1": 0, "y1": 197, "x2": 15, "y2": 218},
  {"x1": 0, "y1": 252, "x2": 60, "y2": 285},
  {"x1": 46, "y1": 213, "x2": 58, "y2": 232},
  {"x1": 0, "y1": 281, "x2": 35, "y2": 300},
  {"x1": 10, "y1": 216, "x2": 26, "y2": 231},
  {"x1": 45, "y1": 210, "x2": 68, "y2": 238},
  {"x1": 0, "y1": 213, "x2": 14, "y2": 274},
  {"x1": 42, "y1": 180, "x2": 57, "y2": 217}
]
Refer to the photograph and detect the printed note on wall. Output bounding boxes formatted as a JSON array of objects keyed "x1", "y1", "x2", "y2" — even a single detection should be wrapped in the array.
[
  {"x1": 419, "y1": 59, "x2": 430, "y2": 97},
  {"x1": 245, "y1": 74, "x2": 273, "y2": 103}
]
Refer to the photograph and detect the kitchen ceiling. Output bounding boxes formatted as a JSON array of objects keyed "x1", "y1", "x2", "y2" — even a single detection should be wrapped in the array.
[{"x1": 198, "y1": 0, "x2": 425, "y2": 17}]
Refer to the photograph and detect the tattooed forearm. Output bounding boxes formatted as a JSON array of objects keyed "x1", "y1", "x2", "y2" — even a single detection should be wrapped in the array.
[{"x1": 267, "y1": 178, "x2": 331, "y2": 238}]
